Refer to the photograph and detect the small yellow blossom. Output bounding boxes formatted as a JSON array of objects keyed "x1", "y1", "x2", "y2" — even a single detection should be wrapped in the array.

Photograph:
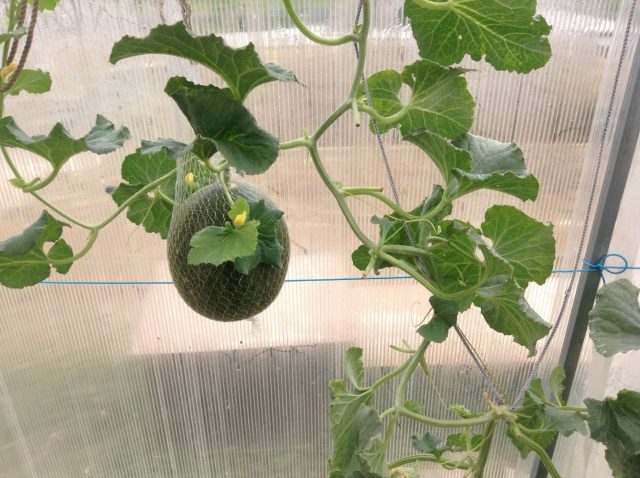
[
  {"x1": 233, "y1": 211, "x2": 247, "y2": 226},
  {"x1": 184, "y1": 172, "x2": 195, "y2": 187},
  {"x1": 1, "y1": 63, "x2": 17, "y2": 80}
]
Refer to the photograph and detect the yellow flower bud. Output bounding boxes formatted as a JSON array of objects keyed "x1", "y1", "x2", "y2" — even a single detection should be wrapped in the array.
[
  {"x1": 184, "y1": 172, "x2": 195, "y2": 188},
  {"x1": 233, "y1": 211, "x2": 247, "y2": 226},
  {"x1": 1, "y1": 63, "x2": 17, "y2": 80}
]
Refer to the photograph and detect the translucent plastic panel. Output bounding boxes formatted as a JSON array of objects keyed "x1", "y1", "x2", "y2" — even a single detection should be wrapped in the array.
[{"x1": 0, "y1": 1, "x2": 637, "y2": 477}]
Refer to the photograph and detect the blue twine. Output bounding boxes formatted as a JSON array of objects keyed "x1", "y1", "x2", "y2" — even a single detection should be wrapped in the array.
[
  {"x1": 39, "y1": 253, "x2": 640, "y2": 286},
  {"x1": 581, "y1": 252, "x2": 632, "y2": 284}
]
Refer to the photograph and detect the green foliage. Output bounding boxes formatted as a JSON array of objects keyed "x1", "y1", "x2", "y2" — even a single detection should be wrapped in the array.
[
  {"x1": 588, "y1": 279, "x2": 640, "y2": 356},
  {"x1": 110, "y1": 21, "x2": 297, "y2": 102},
  {"x1": 481, "y1": 205, "x2": 554, "y2": 286},
  {"x1": 234, "y1": 199, "x2": 286, "y2": 274},
  {"x1": 0, "y1": 115, "x2": 129, "y2": 171},
  {"x1": 509, "y1": 368, "x2": 587, "y2": 458},
  {"x1": 359, "y1": 60, "x2": 474, "y2": 138},
  {"x1": 188, "y1": 220, "x2": 259, "y2": 267},
  {"x1": 0, "y1": 27, "x2": 26, "y2": 44},
  {"x1": 344, "y1": 347, "x2": 366, "y2": 390},
  {"x1": 6, "y1": 69, "x2": 51, "y2": 96},
  {"x1": 108, "y1": 149, "x2": 176, "y2": 239},
  {"x1": 586, "y1": 390, "x2": 640, "y2": 477},
  {"x1": 28, "y1": 0, "x2": 59, "y2": 11},
  {"x1": 0, "y1": 211, "x2": 73, "y2": 288},
  {"x1": 417, "y1": 296, "x2": 458, "y2": 343},
  {"x1": 165, "y1": 77, "x2": 279, "y2": 175},
  {"x1": 404, "y1": 0, "x2": 552, "y2": 73}
]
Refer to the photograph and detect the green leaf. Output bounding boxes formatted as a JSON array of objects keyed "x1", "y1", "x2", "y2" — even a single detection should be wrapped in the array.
[
  {"x1": 604, "y1": 439, "x2": 640, "y2": 478},
  {"x1": 403, "y1": 400, "x2": 424, "y2": 414},
  {"x1": 585, "y1": 389, "x2": 640, "y2": 454},
  {"x1": 474, "y1": 276, "x2": 551, "y2": 355},
  {"x1": 141, "y1": 137, "x2": 218, "y2": 162},
  {"x1": 233, "y1": 199, "x2": 286, "y2": 274},
  {"x1": 110, "y1": 21, "x2": 297, "y2": 101},
  {"x1": 445, "y1": 431, "x2": 483, "y2": 452},
  {"x1": 328, "y1": 381, "x2": 386, "y2": 476},
  {"x1": 352, "y1": 245, "x2": 372, "y2": 272},
  {"x1": 411, "y1": 432, "x2": 442, "y2": 456},
  {"x1": 109, "y1": 149, "x2": 176, "y2": 239},
  {"x1": 0, "y1": 27, "x2": 26, "y2": 44},
  {"x1": 7, "y1": 69, "x2": 51, "y2": 96},
  {"x1": 417, "y1": 296, "x2": 458, "y2": 343},
  {"x1": 165, "y1": 77, "x2": 279, "y2": 175},
  {"x1": 549, "y1": 366, "x2": 566, "y2": 405},
  {"x1": 0, "y1": 115, "x2": 129, "y2": 170},
  {"x1": 360, "y1": 60, "x2": 474, "y2": 138},
  {"x1": 28, "y1": 0, "x2": 59, "y2": 11},
  {"x1": 228, "y1": 197, "x2": 250, "y2": 221},
  {"x1": 404, "y1": 0, "x2": 552, "y2": 73},
  {"x1": 48, "y1": 239, "x2": 73, "y2": 274},
  {"x1": 449, "y1": 404, "x2": 483, "y2": 419},
  {"x1": 0, "y1": 211, "x2": 73, "y2": 288},
  {"x1": 589, "y1": 279, "x2": 640, "y2": 357},
  {"x1": 344, "y1": 347, "x2": 365, "y2": 390},
  {"x1": 402, "y1": 130, "x2": 539, "y2": 202},
  {"x1": 481, "y1": 205, "x2": 555, "y2": 286},
  {"x1": 188, "y1": 221, "x2": 259, "y2": 266},
  {"x1": 426, "y1": 220, "x2": 484, "y2": 296},
  {"x1": 543, "y1": 407, "x2": 587, "y2": 436},
  {"x1": 451, "y1": 134, "x2": 539, "y2": 201},
  {"x1": 508, "y1": 379, "x2": 556, "y2": 458}
]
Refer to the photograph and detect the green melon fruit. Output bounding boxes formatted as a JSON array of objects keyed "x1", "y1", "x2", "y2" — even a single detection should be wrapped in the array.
[{"x1": 167, "y1": 181, "x2": 289, "y2": 321}]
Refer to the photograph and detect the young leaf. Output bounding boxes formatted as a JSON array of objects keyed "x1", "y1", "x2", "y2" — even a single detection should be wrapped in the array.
[
  {"x1": 474, "y1": 276, "x2": 551, "y2": 356},
  {"x1": 359, "y1": 60, "x2": 474, "y2": 138},
  {"x1": 0, "y1": 115, "x2": 129, "y2": 171},
  {"x1": 228, "y1": 197, "x2": 250, "y2": 222},
  {"x1": 417, "y1": 296, "x2": 458, "y2": 343},
  {"x1": 110, "y1": 22, "x2": 297, "y2": 102},
  {"x1": 411, "y1": 432, "x2": 442, "y2": 456},
  {"x1": 549, "y1": 366, "x2": 566, "y2": 405},
  {"x1": 481, "y1": 205, "x2": 555, "y2": 286},
  {"x1": 7, "y1": 69, "x2": 52, "y2": 96},
  {"x1": 449, "y1": 404, "x2": 483, "y2": 419},
  {"x1": 446, "y1": 431, "x2": 483, "y2": 452},
  {"x1": 233, "y1": 199, "x2": 286, "y2": 274},
  {"x1": 404, "y1": 0, "x2": 552, "y2": 73},
  {"x1": 588, "y1": 279, "x2": 640, "y2": 357},
  {"x1": 585, "y1": 389, "x2": 640, "y2": 454},
  {"x1": 344, "y1": 347, "x2": 365, "y2": 390},
  {"x1": 165, "y1": 77, "x2": 279, "y2": 175},
  {"x1": 0, "y1": 211, "x2": 73, "y2": 288},
  {"x1": 543, "y1": 407, "x2": 587, "y2": 436},
  {"x1": 109, "y1": 149, "x2": 176, "y2": 239},
  {"x1": 188, "y1": 221, "x2": 259, "y2": 266}
]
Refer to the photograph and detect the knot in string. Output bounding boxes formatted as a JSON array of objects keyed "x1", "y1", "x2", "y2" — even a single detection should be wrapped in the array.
[{"x1": 582, "y1": 253, "x2": 629, "y2": 284}]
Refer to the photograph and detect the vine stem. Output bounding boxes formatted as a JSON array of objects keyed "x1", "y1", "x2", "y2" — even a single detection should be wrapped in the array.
[
  {"x1": 358, "y1": 103, "x2": 412, "y2": 126},
  {"x1": 341, "y1": 187, "x2": 418, "y2": 220},
  {"x1": 388, "y1": 454, "x2": 471, "y2": 470},
  {"x1": 281, "y1": 0, "x2": 357, "y2": 46},
  {"x1": 472, "y1": 420, "x2": 497, "y2": 478},
  {"x1": 508, "y1": 424, "x2": 561, "y2": 478}
]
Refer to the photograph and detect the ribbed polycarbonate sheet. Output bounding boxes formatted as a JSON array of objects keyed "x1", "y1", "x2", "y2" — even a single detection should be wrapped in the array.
[{"x1": 0, "y1": 1, "x2": 637, "y2": 477}]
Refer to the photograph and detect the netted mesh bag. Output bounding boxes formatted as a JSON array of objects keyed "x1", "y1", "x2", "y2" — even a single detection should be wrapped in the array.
[{"x1": 167, "y1": 153, "x2": 290, "y2": 321}]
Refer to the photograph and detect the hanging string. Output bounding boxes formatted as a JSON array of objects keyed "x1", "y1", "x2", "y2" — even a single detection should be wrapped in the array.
[
  {"x1": 352, "y1": 0, "x2": 506, "y2": 405},
  {"x1": 511, "y1": 0, "x2": 639, "y2": 410}
]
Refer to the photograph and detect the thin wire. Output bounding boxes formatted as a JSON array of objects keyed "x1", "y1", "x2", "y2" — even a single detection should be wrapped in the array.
[
  {"x1": 511, "y1": 0, "x2": 639, "y2": 410},
  {"x1": 352, "y1": 0, "x2": 506, "y2": 404}
]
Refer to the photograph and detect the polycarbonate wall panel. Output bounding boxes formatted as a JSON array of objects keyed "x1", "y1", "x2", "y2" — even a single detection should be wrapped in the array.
[{"x1": 0, "y1": 1, "x2": 637, "y2": 477}]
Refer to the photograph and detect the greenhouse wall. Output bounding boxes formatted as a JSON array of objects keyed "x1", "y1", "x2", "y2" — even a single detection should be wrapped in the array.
[{"x1": 0, "y1": 1, "x2": 639, "y2": 477}]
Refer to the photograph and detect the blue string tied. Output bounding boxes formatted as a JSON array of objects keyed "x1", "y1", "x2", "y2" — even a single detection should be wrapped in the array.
[{"x1": 582, "y1": 253, "x2": 629, "y2": 284}]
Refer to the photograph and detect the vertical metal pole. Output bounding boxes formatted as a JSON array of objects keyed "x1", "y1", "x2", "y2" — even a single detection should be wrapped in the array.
[{"x1": 532, "y1": 22, "x2": 640, "y2": 478}]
